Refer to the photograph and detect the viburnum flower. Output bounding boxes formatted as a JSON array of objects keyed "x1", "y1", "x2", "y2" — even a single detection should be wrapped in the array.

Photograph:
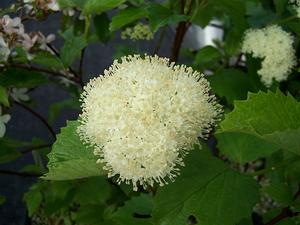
[
  {"x1": 242, "y1": 25, "x2": 296, "y2": 87},
  {"x1": 77, "y1": 55, "x2": 222, "y2": 191}
]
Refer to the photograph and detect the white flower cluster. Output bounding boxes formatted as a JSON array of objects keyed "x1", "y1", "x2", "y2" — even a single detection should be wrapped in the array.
[
  {"x1": 289, "y1": 0, "x2": 300, "y2": 17},
  {"x1": 0, "y1": 15, "x2": 55, "y2": 64},
  {"x1": 121, "y1": 23, "x2": 154, "y2": 41},
  {"x1": 242, "y1": 25, "x2": 296, "y2": 87},
  {"x1": 77, "y1": 55, "x2": 222, "y2": 191},
  {"x1": 0, "y1": 106, "x2": 10, "y2": 138},
  {"x1": 23, "y1": 0, "x2": 60, "y2": 12}
]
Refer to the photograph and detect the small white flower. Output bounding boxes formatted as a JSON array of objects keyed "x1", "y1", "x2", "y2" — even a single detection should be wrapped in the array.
[
  {"x1": 289, "y1": 0, "x2": 300, "y2": 17},
  {"x1": 0, "y1": 36, "x2": 11, "y2": 62},
  {"x1": 22, "y1": 34, "x2": 38, "y2": 50},
  {"x1": 47, "y1": 0, "x2": 60, "y2": 11},
  {"x1": 1, "y1": 15, "x2": 24, "y2": 35},
  {"x1": 63, "y1": 8, "x2": 76, "y2": 17},
  {"x1": 77, "y1": 55, "x2": 222, "y2": 191},
  {"x1": 0, "y1": 106, "x2": 11, "y2": 138},
  {"x1": 11, "y1": 88, "x2": 30, "y2": 102},
  {"x1": 242, "y1": 25, "x2": 296, "y2": 87},
  {"x1": 37, "y1": 32, "x2": 56, "y2": 50}
]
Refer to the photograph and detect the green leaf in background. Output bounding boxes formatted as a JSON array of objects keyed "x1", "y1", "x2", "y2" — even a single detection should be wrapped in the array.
[
  {"x1": 0, "y1": 138, "x2": 25, "y2": 164},
  {"x1": 0, "y1": 68, "x2": 47, "y2": 88},
  {"x1": 60, "y1": 34, "x2": 87, "y2": 67},
  {"x1": 74, "y1": 177, "x2": 111, "y2": 205},
  {"x1": 44, "y1": 120, "x2": 105, "y2": 180},
  {"x1": 194, "y1": 46, "x2": 222, "y2": 70},
  {"x1": 94, "y1": 13, "x2": 111, "y2": 43},
  {"x1": 110, "y1": 7, "x2": 147, "y2": 31},
  {"x1": 191, "y1": 1, "x2": 217, "y2": 27},
  {"x1": 0, "y1": 195, "x2": 5, "y2": 205},
  {"x1": 217, "y1": 90, "x2": 300, "y2": 162},
  {"x1": 48, "y1": 98, "x2": 80, "y2": 125},
  {"x1": 111, "y1": 194, "x2": 153, "y2": 225},
  {"x1": 262, "y1": 182, "x2": 294, "y2": 207},
  {"x1": 0, "y1": 86, "x2": 9, "y2": 107},
  {"x1": 23, "y1": 185, "x2": 43, "y2": 217},
  {"x1": 273, "y1": 0, "x2": 288, "y2": 15},
  {"x1": 208, "y1": 69, "x2": 259, "y2": 104},
  {"x1": 75, "y1": 204, "x2": 106, "y2": 225},
  {"x1": 147, "y1": 4, "x2": 188, "y2": 32},
  {"x1": 32, "y1": 51, "x2": 65, "y2": 70},
  {"x1": 153, "y1": 147, "x2": 259, "y2": 225},
  {"x1": 83, "y1": 0, "x2": 125, "y2": 15}
]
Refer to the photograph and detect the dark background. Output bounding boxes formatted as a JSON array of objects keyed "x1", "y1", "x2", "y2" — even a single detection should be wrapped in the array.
[{"x1": 0, "y1": 1, "x2": 174, "y2": 224}]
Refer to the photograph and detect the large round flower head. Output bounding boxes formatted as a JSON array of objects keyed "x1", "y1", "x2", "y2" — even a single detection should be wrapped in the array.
[
  {"x1": 77, "y1": 55, "x2": 222, "y2": 191},
  {"x1": 242, "y1": 25, "x2": 296, "y2": 87}
]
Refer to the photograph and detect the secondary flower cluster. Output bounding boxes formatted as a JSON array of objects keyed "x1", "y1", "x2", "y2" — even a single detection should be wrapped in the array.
[
  {"x1": 0, "y1": 15, "x2": 55, "y2": 64},
  {"x1": 242, "y1": 25, "x2": 296, "y2": 87},
  {"x1": 77, "y1": 55, "x2": 222, "y2": 191},
  {"x1": 289, "y1": 0, "x2": 300, "y2": 17},
  {"x1": 121, "y1": 23, "x2": 154, "y2": 41}
]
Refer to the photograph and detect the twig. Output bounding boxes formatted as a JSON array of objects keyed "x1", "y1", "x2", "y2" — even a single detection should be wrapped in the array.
[
  {"x1": 21, "y1": 143, "x2": 52, "y2": 154},
  {"x1": 78, "y1": 48, "x2": 86, "y2": 87},
  {"x1": 170, "y1": 21, "x2": 190, "y2": 62},
  {"x1": 14, "y1": 101, "x2": 56, "y2": 141},
  {"x1": 0, "y1": 169, "x2": 42, "y2": 177}
]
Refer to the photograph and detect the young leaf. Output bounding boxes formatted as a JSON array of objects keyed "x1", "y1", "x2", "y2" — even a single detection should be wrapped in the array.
[
  {"x1": 23, "y1": 186, "x2": 43, "y2": 217},
  {"x1": 44, "y1": 120, "x2": 105, "y2": 180},
  {"x1": 83, "y1": 0, "x2": 125, "y2": 15},
  {"x1": 0, "y1": 68, "x2": 48, "y2": 88},
  {"x1": 32, "y1": 51, "x2": 65, "y2": 70},
  {"x1": 60, "y1": 35, "x2": 87, "y2": 67},
  {"x1": 0, "y1": 86, "x2": 9, "y2": 107},
  {"x1": 194, "y1": 46, "x2": 222, "y2": 70},
  {"x1": 94, "y1": 13, "x2": 111, "y2": 43},
  {"x1": 153, "y1": 147, "x2": 259, "y2": 225},
  {"x1": 110, "y1": 7, "x2": 147, "y2": 31},
  {"x1": 147, "y1": 4, "x2": 188, "y2": 32}
]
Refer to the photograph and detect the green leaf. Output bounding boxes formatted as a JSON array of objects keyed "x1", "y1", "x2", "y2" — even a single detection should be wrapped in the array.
[
  {"x1": 218, "y1": 90, "x2": 300, "y2": 160},
  {"x1": 23, "y1": 186, "x2": 43, "y2": 216},
  {"x1": 44, "y1": 120, "x2": 105, "y2": 180},
  {"x1": 262, "y1": 182, "x2": 293, "y2": 207},
  {"x1": 147, "y1": 4, "x2": 188, "y2": 32},
  {"x1": 75, "y1": 204, "x2": 106, "y2": 225},
  {"x1": 32, "y1": 51, "x2": 65, "y2": 70},
  {"x1": 0, "y1": 86, "x2": 9, "y2": 107},
  {"x1": 83, "y1": 0, "x2": 125, "y2": 15},
  {"x1": 0, "y1": 138, "x2": 24, "y2": 164},
  {"x1": 60, "y1": 35, "x2": 87, "y2": 67},
  {"x1": 74, "y1": 177, "x2": 111, "y2": 205},
  {"x1": 48, "y1": 98, "x2": 80, "y2": 125},
  {"x1": 273, "y1": 0, "x2": 288, "y2": 15},
  {"x1": 110, "y1": 7, "x2": 147, "y2": 31},
  {"x1": 194, "y1": 46, "x2": 222, "y2": 70},
  {"x1": 153, "y1": 148, "x2": 259, "y2": 225},
  {"x1": 0, "y1": 195, "x2": 5, "y2": 205},
  {"x1": 191, "y1": 1, "x2": 217, "y2": 27},
  {"x1": 94, "y1": 13, "x2": 111, "y2": 42},
  {"x1": 0, "y1": 68, "x2": 48, "y2": 88},
  {"x1": 111, "y1": 194, "x2": 153, "y2": 225},
  {"x1": 207, "y1": 69, "x2": 258, "y2": 104},
  {"x1": 216, "y1": 131, "x2": 279, "y2": 164}
]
